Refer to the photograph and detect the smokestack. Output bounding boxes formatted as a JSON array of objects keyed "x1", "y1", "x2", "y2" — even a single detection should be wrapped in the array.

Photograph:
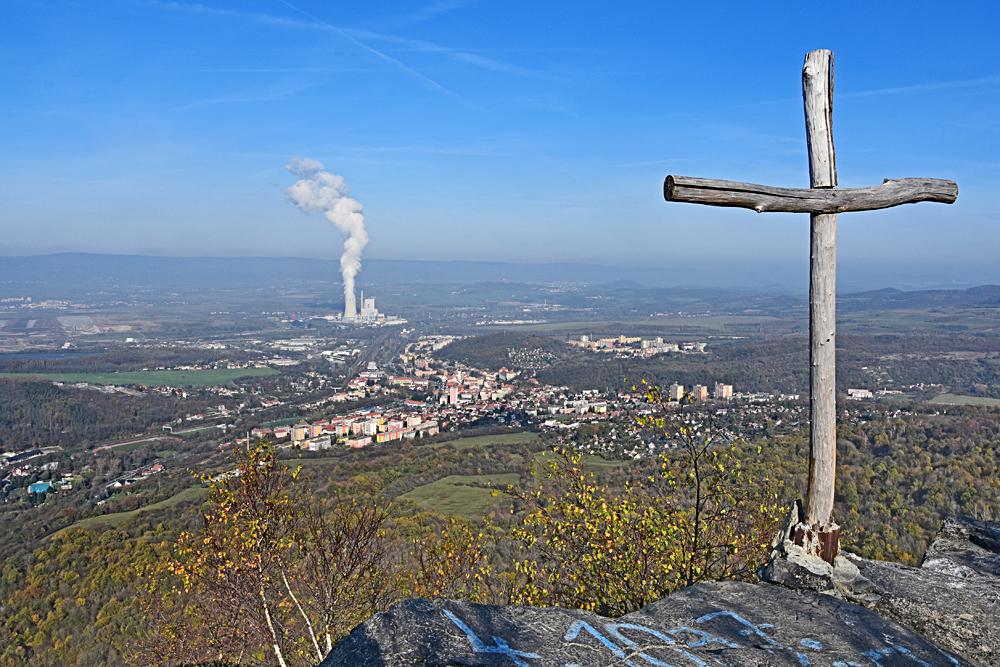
[
  {"x1": 344, "y1": 290, "x2": 356, "y2": 320},
  {"x1": 285, "y1": 157, "x2": 368, "y2": 321}
]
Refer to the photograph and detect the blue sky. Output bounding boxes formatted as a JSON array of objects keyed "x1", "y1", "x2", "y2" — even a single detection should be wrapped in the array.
[{"x1": 1, "y1": 0, "x2": 997, "y2": 283}]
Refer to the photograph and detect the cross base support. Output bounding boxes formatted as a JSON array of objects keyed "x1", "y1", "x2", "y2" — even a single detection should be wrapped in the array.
[
  {"x1": 793, "y1": 522, "x2": 840, "y2": 565},
  {"x1": 763, "y1": 503, "x2": 871, "y2": 602}
]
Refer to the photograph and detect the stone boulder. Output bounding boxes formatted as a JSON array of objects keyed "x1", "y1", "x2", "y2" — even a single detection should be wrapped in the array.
[
  {"x1": 922, "y1": 516, "x2": 1000, "y2": 579},
  {"x1": 763, "y1": 515, "x2": 1000, "y2": 665},
  {"x1": 320, "y1": 516, "x2": 998, "y2": 666},
  {"x1": 319, "y1": 580, "x2": 964, "y2": 666}
]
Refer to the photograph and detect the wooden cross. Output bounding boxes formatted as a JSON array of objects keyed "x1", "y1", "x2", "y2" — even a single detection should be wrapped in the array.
[{"x1": 662, "y1": 50, "x2": 958, "y2": 564}]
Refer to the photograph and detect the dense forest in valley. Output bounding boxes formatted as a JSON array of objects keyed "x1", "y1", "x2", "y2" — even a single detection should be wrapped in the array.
[
  {"x1": 0, "y1": 347, "x2": 260, "y2": 374},
  {"x1": 0, "y1": 379, "x2": 181, "y2": 449}
]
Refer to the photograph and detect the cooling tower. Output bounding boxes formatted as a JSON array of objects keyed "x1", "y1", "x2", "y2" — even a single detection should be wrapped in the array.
[{"x1": 344, "y1": 290, "x2": 356, "y2": 321}]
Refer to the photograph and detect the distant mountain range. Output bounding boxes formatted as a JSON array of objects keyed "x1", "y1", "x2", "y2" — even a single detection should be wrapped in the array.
[
  {"x1": 0, "y1": 253, "x2": 786, "y2": 291},
  {"x1": 839, "y1": 285, "x2": 1000, "y2": 311},
  {"x1": 0, "y1": 253, "x2": 996, "y2": 300}
]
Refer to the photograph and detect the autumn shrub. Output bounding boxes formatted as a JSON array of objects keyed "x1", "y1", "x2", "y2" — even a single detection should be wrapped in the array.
[
  {"x1": 406, "y1": 516, "x2": 495, "y2": 601},
  {"x1": 139, "y1": 443, "x2": 396, "y2": 667},
  {"x1": 502, "y1": 384, "x2": 785, "y2": 616}
]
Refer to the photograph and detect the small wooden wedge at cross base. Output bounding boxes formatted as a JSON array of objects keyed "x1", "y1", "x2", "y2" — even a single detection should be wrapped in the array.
[{"x1": 661, "y1": 49, "x2": 957, "y2": 564}]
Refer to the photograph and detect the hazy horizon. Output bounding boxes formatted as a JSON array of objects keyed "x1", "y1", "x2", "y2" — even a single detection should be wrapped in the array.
[{"x1": 0, "y1": 251, "x2": 995, "y2": 293}]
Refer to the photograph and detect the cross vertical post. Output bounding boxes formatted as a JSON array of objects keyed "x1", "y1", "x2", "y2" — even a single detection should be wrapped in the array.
[{"x1": 801, "y1": 49, "x2": 839, "y2": 558}]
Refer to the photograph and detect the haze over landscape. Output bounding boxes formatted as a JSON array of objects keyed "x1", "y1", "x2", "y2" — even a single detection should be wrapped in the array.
[{"x1": 0, "y1": 2, "x2": 998, "y2": 667}]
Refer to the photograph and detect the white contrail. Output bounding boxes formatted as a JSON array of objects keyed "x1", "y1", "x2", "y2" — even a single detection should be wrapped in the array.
[{"x1": 286, "y1": 157, "x2": 368, "y2": 319}]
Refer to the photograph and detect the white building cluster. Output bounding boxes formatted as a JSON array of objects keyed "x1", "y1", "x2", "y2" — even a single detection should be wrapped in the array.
[
  {"x1": 664, "y1": 382, "x2": 734, "y2": 402},
  {"x1": 570, "y1": 335, "x2": 706, "y2": 358}
]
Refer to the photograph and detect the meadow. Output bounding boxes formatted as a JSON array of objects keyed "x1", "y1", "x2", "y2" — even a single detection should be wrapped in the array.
[
  {"x1": 0, "y1": 367, "x2": 279, "y2": 387},
  {"x1": 434, "y1": 431, "x2": 541, "y2": 450},
  {"x1": 930, "y1": 393, "x2": 1000, "y2": 407},
  {"x1": 52, "y1": 486, "x2": 208, "y2": 536},
  {"x1": 399, "y1": 473, "x2": 519, "y2": 517}
]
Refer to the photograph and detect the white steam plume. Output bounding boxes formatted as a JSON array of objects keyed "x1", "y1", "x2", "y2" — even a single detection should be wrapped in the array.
[{"x1": 285, "y1": 157, "x2": 368, "y2": 319}]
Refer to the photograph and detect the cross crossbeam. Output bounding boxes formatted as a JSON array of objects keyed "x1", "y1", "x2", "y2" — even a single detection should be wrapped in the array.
[
  {"x1": 664, "y1": 176, "x2": 958, "y2": 214},
  {"x1": 661, "y1": 49, "x2": 958, "y2": 564}
]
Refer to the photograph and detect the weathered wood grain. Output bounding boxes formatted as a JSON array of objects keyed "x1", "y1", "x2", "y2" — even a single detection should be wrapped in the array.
[
  {"x1": 803, "y1": 50, "x2": 837, "y2": 188},
  {"x1": 804, "y1": 49, "x2": 838, "y2": 533},
  {"x1": 663, "y1": 176, "x2": 958, "y2": 213}
]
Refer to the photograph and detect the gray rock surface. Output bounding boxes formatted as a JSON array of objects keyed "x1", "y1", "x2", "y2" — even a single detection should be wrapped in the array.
[
  {"x1": 321, "y1": 516, "x2": 999, "y2": 666},
  {"x1": 762, "y1": 513, "x2": 1000, "y2": 665},
  {"x1": 319, "y1": 580, "x2": 965, "y2": 666},
  {"x1": 841, "y1": 517, "x2": 1000, "y2": 666},
  {"x1": 922, "y1": 517, "x2": 1000, "y2": 579}
]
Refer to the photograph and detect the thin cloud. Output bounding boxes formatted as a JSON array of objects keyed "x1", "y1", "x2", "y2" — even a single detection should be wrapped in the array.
[
  {"x1": 840, "y1": 75, "x2": 1000, "y2": 99},
  {"x1": 615, "y1": 157, "x2": 714, "y2": 168},
  {"x1": 410, "y1": 0, "x2": 477, "y2": 22},
  {"x1": 172, "y1": 80, "x2": 313, "y2": 111},
  {"x1": 145, "y1": 0, "x2": 461, "y2": 101},
  {"x1": 144, "y1": 0, "x2": 546, "y2": 95},
  {"x1": 273, "y1": 0, "x2": 465, "y2": 102},
  {"x1": 350, "y1": 29, "x2": 557, "y2": 80},
  {"x1": 738, "y1": 74, "x2": 1000, "y2": 109},
  {"x1": 177, "y1": 66, "x2": 388, "y2": 74}
]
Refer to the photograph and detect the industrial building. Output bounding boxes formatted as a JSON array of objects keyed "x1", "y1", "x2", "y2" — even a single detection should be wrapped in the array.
[{"x1": 337, "y1": 288, "x2": 405, "y2": 326}]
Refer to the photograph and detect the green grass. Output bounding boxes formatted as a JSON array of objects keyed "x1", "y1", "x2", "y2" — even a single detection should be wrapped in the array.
[
  {"x1": 174, "y1": 424, "x2": 224, "y2": 436},
  {"x1": 262, "y1": 416, "x2": 304, "y2": 427},
  {"x1": 435, "y1": 431, "x2": 541, "y2": 450},
  {"x1": 838, "y1": 308, "x2": 1000, "y2": 334},
  {"x1": 929, "y1": 393, "x2": 1000, "y2": 407},
  {"x1": 99, "y1": 439, "x2": 176, "y2": 452},
  {"x1": 53, "y1": 486, "x2": 208, "y2": 536},
  {"x1": 400, "y1": 473, "x2": 519, "y2": 517},
  {"x1": 0, "y1": 367, "x2": 280, "y2": 387},
  {"x1": 532, "y1": 450, "x2": 624, "y2": 469}
]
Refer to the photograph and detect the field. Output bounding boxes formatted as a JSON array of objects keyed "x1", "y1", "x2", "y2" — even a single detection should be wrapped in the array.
[
  {"x1": 52, "y1": 486, "x2": 208, "y2": 536},
  {"x1": 435, "y1": 431, "x2": 541, "y2": 450},
  {"x1": 838, "y1": 307, "x2": 1000, "y2": 334},
  {"x1": 533, "y1": 449, "x2": 625, "y2": 469},
  {"x1": 400, "y1": 473, "x2": 519, "y2": 517},
  {"x1": 0, "y1": 367, "x2": 280, "y2": 387},
  {"x1": 929, "y1": 393, "x2": 1000, "y2": 407},
  {"x1": 262, "y1": 416, "x2": 305, "y2": 427},
  {"x1": 93, "y1": 435, "x2": 181, "y2": 453},
  {"x1": 401, "y1": 444, "x2": 622, "y2": 517}
]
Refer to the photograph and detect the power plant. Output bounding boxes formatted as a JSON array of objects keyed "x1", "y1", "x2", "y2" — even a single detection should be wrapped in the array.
[
  {"x1": 285, "y1": 158, "x2": 403, "y2": 327},
  {"x1": 343, "y1": 289, "x2": 379, "y2": 323},
  {"x1": 338, "y1": 289, "x2": 403, "y2": 326},
  {"x1": 359, "y1": 291, "x2": 378, "y2": 320}
]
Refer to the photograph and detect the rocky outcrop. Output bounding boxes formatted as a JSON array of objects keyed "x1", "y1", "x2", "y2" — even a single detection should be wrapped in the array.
[
  {"x1": 763, "y1": 516, "x2": 1000, "y2": 665},
  {"x1": 320, "y1": 517, "x2": 998, "y2": 666},
  {"x1": 922, "y1": 516, "x2": 1000, "y2": 579},
  {"x1": 321, "y1": 583, "x2": 966, "y2": 666}
]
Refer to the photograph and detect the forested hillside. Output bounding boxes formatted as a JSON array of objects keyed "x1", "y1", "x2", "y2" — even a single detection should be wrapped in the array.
[
  {"x1": 1, "y1": 407, "x2": 997, "y2": 665},
  {"x1": 441, "y1": 332, "x2": 1000, "y2": 397},
  {"x1": 0, "y1": 380, "x2": 180, "y2": 448}
]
